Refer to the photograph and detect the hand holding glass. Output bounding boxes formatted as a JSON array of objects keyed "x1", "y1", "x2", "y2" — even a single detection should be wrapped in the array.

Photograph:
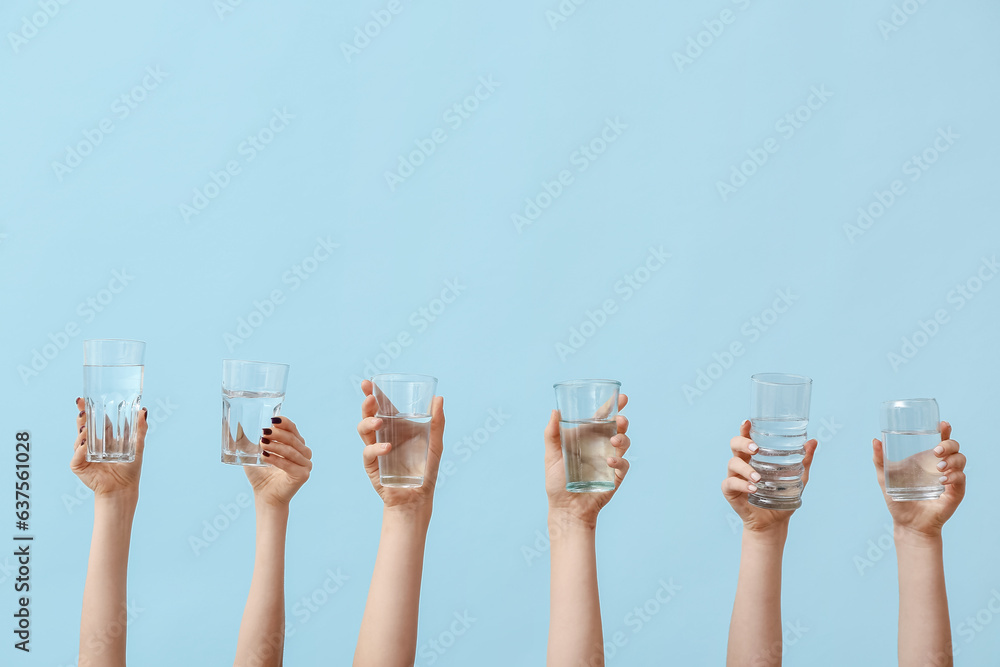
[
  {"x1": 222, "y1": 360, "x2": 289, "y2": 466},
  {"x1": 554, "y1": 379, "x2": 621, "y2": 493},
  {"x1": 83, "y1": 339, "x2": 145, "y2": 464}
]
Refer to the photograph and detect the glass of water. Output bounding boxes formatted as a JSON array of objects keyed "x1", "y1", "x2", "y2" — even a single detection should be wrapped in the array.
[
  {"x1": 222, "y1": 360, "x2": 289, "y2": 466},
  {"x1": 748, "y1": 373, "x2": 812, "y2": 511},
  {"x1": 880, "y1": 398, "x2": 943, "y2": 501},
  {"x1": 553, "y1": 379, "x2": 621, "y2": 493},
  {"x1": 83, "y1": 339, "x2": 145, "y2": 463},
  {"x1": 371, "y1": 374, "x2": 438, "y2": 488}
]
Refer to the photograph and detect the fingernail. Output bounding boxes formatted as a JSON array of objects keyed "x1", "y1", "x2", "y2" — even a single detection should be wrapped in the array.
[
  {"x1": 748, "y1": 484, "x2": 757, "y2": 493},
  {"x1": 933, "y1": 445, "x2": 944, "y2": 455},
  {"x1": 939, "y1": 475, "x2": 947, "y2": 483},
  {"x1": 75, "y1": 397, "x2": 81, "y2": 403},
  {"x1": 78, "y1": 410, "x2": 85, "y2": 417},
  {"x1": 142, "y1": 407, "x2": 148, "y2": 418},
  {"x1": 262, "y1": 428, "x2": 272, "y2": 435},
  {"x1": 748, "y1": 443, "x2": 758, "y2": 453},
  {"x1": 271, "y1": 417, "x2": 282, "y2": 424},
  {"x1": 937, "y1": 460, "x2": 946, "y2": 470},
  {"x1": 751, "y1": 472, "x2": 761, "y2": 482},
  {"x1": 79, "y1": 426, "x2": 84, "y2": 433},
  {"x1": 262, "y1": 451, "x2": 270, "y2": 457},
  {"x1": 261, "y1": 437, "x2": 270, "y2": 444}
]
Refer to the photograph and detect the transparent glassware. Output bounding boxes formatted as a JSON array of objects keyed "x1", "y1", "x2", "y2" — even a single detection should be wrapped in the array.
[
  {"x1": 748, "y1": 373, "x2": 812, "y2": 511},
  {"x1": 553, "y1": 379, "x2": 621, "y2": 493},
  {"x1": 880, "y1": 398, "x2": 943, "y2": 502},
  {"x1": 371, "y1": 373, "x2": 438, "y2": 488},
  {"x1": 83, "y1": 339, "x2": 145, "y2": 464},
  {"x1": 222, "y1": 360, "x2": 289, "y2": 466}
]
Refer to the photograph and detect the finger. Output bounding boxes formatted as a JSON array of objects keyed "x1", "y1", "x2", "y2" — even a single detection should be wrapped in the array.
[
  {"x1": 936, "y1": 452, "x2": 966, "y2": 474},
  {"x1": 608, "y1": 455, "x2": 629, "y2": 486},
  {"x1": 361, "y1": 393, "x2": 378, "y2": 421},
  {"x1": 611, "y1": 432, "x2": 630, "y2": 456},
  {"x1": 940, "y1": 470, "x2": 966, "y2": 493},
  {"x1": 269, "y1": 416, "x2": 302, "y2": 442},
  {"x1": 357, "y1": 416, "x2": 382, "y2": 447},
  {"x1": 261, "y1": 440, "x2": 312, "y2": 469},
  {"x1": 75, "y1": 426, "x2": 87, "y2": 450},
  {"x1": 544, "y1": 409, "x2": 562, "y2": 455},
  {"x1": 730, "y1": 424, "x2": 757, "y2": 461},
  {"x1": 136, "y1": 407, "x2": 148, "y2": 457},
  {"x1": 872, "y1": 438, "x2": 887, "y2": 492},
  {"x1": 265, "y1": 421, "x2": 311, "y2": 459},
  {"x1": 70, "y1": 438, "x2": 88, "y2": 472},
  {"x1": 76, "y1": 398, "x2": 86, "y2": 430},
  {"x1": 593, "y1": 393, "x2": 617, "y2": 420},
  {"x1": 618, "y1": 393, "x2": 628, "y2": 411},
  {"x1": 939, "y1": 421, "x2": 952, "y2": 441},
  {"x1": 727, "y1": 456, "x2": 760, "y2": 483},
  {"x1": 370, "y1": 381, "x2": 399, "y2": 417},
  {"x1": 425, "y1": 395, "x2": 445, "y2": 483},
  {"x1": 721, "y1": 476, "x2": 756, "y2": 500},
  {"x1": 801, "y1": 439, "x2": 818, "y2": 473},
  {"x1": 361, "y1": 379, "x2": 373, "y2": 397},
  {"x1": 933, "y1": 439, "x2": 960, "y2": 458},
  {"x1": 263, "y1": 449, "x2": 310, "y2": 481},
  {"x1": 616, "y1": 414, "x2": 629, "y2": 435},
  {"x1": 362, "y1": 442, "x2": 390, "y2": 477}
]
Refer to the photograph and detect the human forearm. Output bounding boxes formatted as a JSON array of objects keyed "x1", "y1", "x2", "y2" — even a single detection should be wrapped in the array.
[
  {"x1": 354, "y1": 506, "x2": 431, "y2": 667},
  {"x1": 234, "y1": 500, "x2": 289, "y2": 667},
  {"x1": 80, "y1": 491, "x2": 137, "y2": 667},
  {"x1": 895, "y1": 527, "x2": 951, "y2": 667},
  {"x1": 727, "y1": 525, "x2": 787, "y2": 667},
  {"x1": 547, "y1": 510, "x2": 602, "y2": 667}
]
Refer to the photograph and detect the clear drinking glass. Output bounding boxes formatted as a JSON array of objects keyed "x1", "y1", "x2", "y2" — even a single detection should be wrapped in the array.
[
  {"x1": 553, "y1": 379, "x2": 621, "y2": 493},
  {"x1": 372, "y1": 374, "x2": 438, "y2": 488},
  {"x1": 748, "y1": 373, "x2": 812, "y2": 511},
  {"x1": 83, "y1": 339, "x2": 145, "y2": 463},
  {"x1": 880, "y1": 398, "x2": 943, "y2": 501},
  {"x1": 222, "y1": 360, "x2": 289, "y2": 466}
]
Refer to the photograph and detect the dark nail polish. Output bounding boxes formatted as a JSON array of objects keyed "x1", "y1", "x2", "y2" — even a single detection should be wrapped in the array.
[
  {"x1": 262, "y1": 451, "x2": 270, "y2": 457},
  {"x1": 79, "y1": 426, "x2": 84, "y2": 432},
  {"x1": 262, "y1": 428, "x2": 272, "y2": 435},
  {"x1": 271, "y1": 417, "x2": 282, "y2": 424},
  {"x1": 79, "y1": 411, "x2": 85, "y2": 417},
  {"x1": 261, "y1": 437, "x2": 270, "y2": 444}
]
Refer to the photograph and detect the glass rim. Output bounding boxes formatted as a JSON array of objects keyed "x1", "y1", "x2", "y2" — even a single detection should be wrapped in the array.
[
  {"x1": 553, "y1": 378, "x2": 621, "y2": 389},
  {"x1": 84, "y1": 338, "x2": 146, "y2": 345},
  {"x1": 751, "y1": 373, "x2": 812, "y2": 386},
  {"x1": 880, "y1": 397, "x2": 938, "y2": 408},
  {"x1": 222, "y1": 359, "x2": 290, "y2": 369},
  {"x1": 371, "y1": 373, "x2": 438, "y2": 385}
]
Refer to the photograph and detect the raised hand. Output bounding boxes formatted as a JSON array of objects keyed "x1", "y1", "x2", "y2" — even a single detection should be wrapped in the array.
[
  {"x1": 243, "y1": 416, "x2": 312, "y2": 507},
  {"x1": 71, "y1": 397, "x2": 147, "y2": 499}
]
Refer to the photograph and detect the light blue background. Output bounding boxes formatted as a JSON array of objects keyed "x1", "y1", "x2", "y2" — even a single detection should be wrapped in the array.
[{"x1": 2, "y1": 1, "x2": 999, "y2": 665}]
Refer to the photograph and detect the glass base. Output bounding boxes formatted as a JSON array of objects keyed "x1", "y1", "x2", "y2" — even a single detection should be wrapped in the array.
[
  {"x1": 748, "y1": 493, "x2": 801, "y2": 511},
  {"x1": 566, "y1": 481, "x2": 615, "y2": 493},
  {"x1": 221, "y1": 451, "x2": 270, "y2": 467},
  {"x1": 889, "y1": 487, "x2": 944, "y2": 502},
  {"x1": 86, "y1": 451, "x2": 134, "y2": 464},
  {"x1": 381, "y1": 475, "x2": 423, "y2": 488}
]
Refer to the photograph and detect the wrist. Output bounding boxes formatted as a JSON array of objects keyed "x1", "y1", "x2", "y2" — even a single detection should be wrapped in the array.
[
  {"x1": 548, "y1": 507, "x2": 598, "y2": 534},
  {"x1": 742, "y1": 523, "x2": 788, "y2": 547},
  {"x1": 384, "y1": 504, "x2": 432, "y2": 530},
  {"x1": 893, "y1": 524, "x2": 943, "y2": 549},
  {"x1": 94, "y1": 489, "x2": 139, "y2": 511}
]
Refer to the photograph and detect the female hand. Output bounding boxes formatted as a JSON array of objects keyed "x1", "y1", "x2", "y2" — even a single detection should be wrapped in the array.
[
  {"x1": 545, "y1": 393, "x2": 631, "y2": 528},
  {"x1": 722, "y1": 419, "x2": 818, "y2": 533},
  {"x1": 872, "y1": 421, "x2": 966, "y2": 538},
  {"x1": 356, "y1": 379, "x2": 445, "y2": 514},
  {"x1": 243, "y1": 416, "x2": 312, "y2": 507},
  {"x1": 70, "y1": 397, "x2": 147, "y2": 499}
]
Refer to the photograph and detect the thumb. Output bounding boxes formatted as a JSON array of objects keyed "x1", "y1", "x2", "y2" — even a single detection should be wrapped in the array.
[
  {"x1": 800, "y1": 439, "x2": 818, "y2": 486},
  {"x1": 872, "y1": 438, "x2": 887, "y2": 490},
  {"x1": 544, "y1": 410, "x2": 562, "y2": 456}
]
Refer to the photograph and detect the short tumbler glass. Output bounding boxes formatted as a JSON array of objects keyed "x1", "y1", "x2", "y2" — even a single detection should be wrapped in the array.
[
  {"x1": 554, "y1": 379, "x2": 621, "y2": 493},
  {"x1": 748, "y1": 373, "x2": 812, "y2": 511},
  {"x1": 880, "y1": 398, "x2": 943, "y2": 502},
  {"x1": 372, "y1": 373, "x2": 438, "y2": 488},
  {"x1": 83, "y1": 339, "x2": 145, "y2": 463},
  {"x1": 222, "y1": 360, "x2": 289, "y2": 466}
]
